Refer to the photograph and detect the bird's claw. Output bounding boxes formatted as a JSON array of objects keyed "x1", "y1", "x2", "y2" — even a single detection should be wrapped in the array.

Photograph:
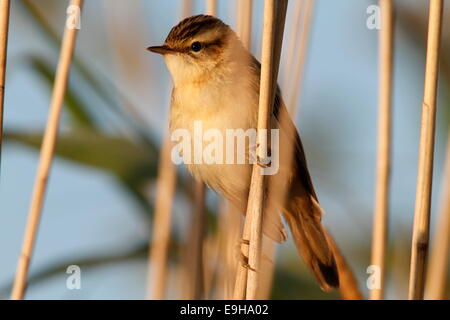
[
  {"x1": 240, "y1": 239, "x2": 250, "y2": 245},
  {"x1": 257, "y1": 156, "x2": 271, "y2": 168},
  {"x1": 240, "y1": 252, "x2": 256, "y2": 272},
  {"x1": 235, "y1": 239, "x2": 256, "y2": 271}
]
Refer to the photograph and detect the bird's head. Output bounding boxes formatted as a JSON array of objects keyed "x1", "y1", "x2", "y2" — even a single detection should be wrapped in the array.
[{"x1": 147, "y1": 15, "x2": 246, "y2": 85}]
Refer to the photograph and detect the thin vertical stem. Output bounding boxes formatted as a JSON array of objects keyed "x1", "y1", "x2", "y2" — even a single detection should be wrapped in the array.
[
  {"x1": 181, "y1": 0, "x2": 193, "y2": 20},
  {"x1": 182, "y1": 180, "x2": 206, "y2": 299},
  {"x1": 148, "y1": 137, "x2": 177, "y2": 300},
  {"x1": 287, "y1": 0, "x2": 314, "y2": 116},
  {"x1": 217, "y1": 201, "x2": 241, "y2": 299},
  {"x1": 237, "y1": 0, "x2": 253, "y2": 50},
  {"x1": 282, "y1": 0, "x2": 303, "y2": 94},
  {"x1": 206, "y1": 0, "x2": 217, "y2": 16},
  {"x1": 0, "y1": 0, "x2": 10, "y2": 170},
  {"x1": 11, "y1": 0, "x2": 84, "y2": 300},
  {"x1": 255, "y1": 0, "x2": 289, "y2": 300},
  {"x1": 245, "y1": 0, "x2": 286, "y2": 300},
  {"x1": 408, "y1": 0, "x2": 443, "y2": 300},
  {"x1": 233, "y1": 218, "x2": 250, "y2": 299},
  {"x1": 233, "y1": 0, "x2": 287, "y2": 301},
  {"x1": 370, "y1": 0, "x2": 394, "y2": 301},
  {"x1": 231, "y1": 0, "x2": 254, "y2": 300},
  {"x1": 425, "y1": 131, "x2": 450, "y2": 300}
]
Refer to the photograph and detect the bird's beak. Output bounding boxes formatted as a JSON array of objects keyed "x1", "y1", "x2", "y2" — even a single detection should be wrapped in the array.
[{"x1": 147, "y1": 45, "x2": 177, "y2": 55}]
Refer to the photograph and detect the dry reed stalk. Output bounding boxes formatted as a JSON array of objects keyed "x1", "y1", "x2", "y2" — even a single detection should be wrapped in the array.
[
  {"x1": 245, "y1": 2, "x2": 310, "y2": 299},
  {"x1": 230, "y1": 0, "x2": 254, "y2": 301},
  {"x1": 148, "y1": 137, "x2": 177, "y2": 300},
  {"x1": 182, "y1": 180, "x2": 207, "y2": 299},
  {"x1": 181, "y1": 0, "x2": 193, "y2": 20},
  {"x1": 233, "y1": 217, "x2": 251, "y2": 299},
  {"x1": 220, "y1": 203, "x2": 241, "y2": 299},
  {"x1": 254, "y1": 1, "x2": 314, "y2": 301},
  {"x1": 203, "y1": 232, "x2": 221, "y2": 299},
  {"x1": 408, "y1": 0, "x2": 444, "y2": 300},
  {"x1": 287, "y1": 0, "x2": 314, "y2": 116},
  {"x1": 232, "y1": 0, "x2": 359, "y2": 301},
  {"x1": 211, "y1": 198, "x2": 241, "y2": 299},
  {"x1": 253, "y1": 0, "x2": 288, "y2": 300},
  {"x1": 0, "y1": 0, "x2": 10, "y2": 167},
  {"x1": 244, "y1": 170, "x2": 266, "y2": 300},
  {"x1": 244, "y1": 0, "x2": 287, "y2": 300},
  {"x1": 282, "y1": 0, "x2": 303, "y2": 94},
  {"x1": 269, "y1": 1, "x2": 287, "y2": 93},
  {"x1": 425, "y1": 131, "x2": 450, "y2": 299},
  {"x1": 233, "y1": 0, "x2": 287, "y2": 300},
  {"x1": 214, "y1": 203, "x2": 227, "y2": 298},
  {"x1": 10, "y1": 0, "x2": 84, "y2": 300},
  {"x1": 206, "y1": 0, "x2": 217, "y2": 16},
  {"x1": 370, "y1": 0, "x2": 394, "y2": 301},
  {"x1": 237, "y1": 0, "x2": 253, "y2": 50},
  {"x1": 239, "y1": 0, "x2": 276, "y2": 299},
  {"x1": 255, "y1": 1, "x2": 306, "y2": 301}
]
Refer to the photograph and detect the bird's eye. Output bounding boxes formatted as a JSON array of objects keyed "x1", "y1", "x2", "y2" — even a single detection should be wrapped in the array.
[{"x1": 191, "y1": 41, "x2": 202, "y2": 52}]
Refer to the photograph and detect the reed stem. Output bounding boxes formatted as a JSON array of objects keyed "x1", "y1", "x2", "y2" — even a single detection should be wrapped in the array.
[
  {"x1": 287, "y1": 0, "x2": 314, "y2": 117},
  {"x1": 182, "y1": 180, "x2": 206, "y2": 299},
  {"x1": 0, "y1": 0, "x2": 10, "y2": 170},
  {"x1": 408, "y1": 0, "x2": 443, "y2": 300},
  {"x1": 231, "y1": 0, "x2": 255, "y2": 300},
  {"x1": 148, "y1": 137, "x2": 177, "y2": 300},
  {"x1": 181, "y1": 0, "x2": 193, "y2": 20},
  {"x1": 425, "y1": 130, "x2": 450, "y2": 300},
  {"x1": 282, "y1": 0, "x2": 303, "y2": 94},
  {"x1": 206, "y1": 0, "x2": 217, "y2": 16},
  {"x1": 242, "y1": 0, "x2": 287, "y2": 300},
  {"x1": 237, "y1": 0, "x2": 253, "y2": 50},
  {"x1": 370, "y1": 0, "x2": 394, "y2": 300},
  {"x1": 233, "y1": 216, "x2": 250, "y2": 299},
  {"x1": 11, "y1": 0, "x2": 84, "y2": 300},
  {"x1": 217, "y1": 201, "x2": 240, "y2": 299}
]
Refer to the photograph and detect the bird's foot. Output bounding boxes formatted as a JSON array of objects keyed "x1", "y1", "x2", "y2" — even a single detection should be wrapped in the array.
[
  {"x1": 239, "y1": 252, "x2": 256, "y2": 272},
  {"x1": 236, "y1": 239, "x2": 257, "y2": 272},
  {"x1": 240, "y1": 239, "x2": 250, "y2": 245},
  {"x1": 257, "y1": 156, "x2": 271, "y2": 168}
]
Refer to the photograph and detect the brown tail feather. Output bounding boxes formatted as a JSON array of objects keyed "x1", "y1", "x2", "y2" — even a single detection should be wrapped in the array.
[{"x1": 284, "y1": 197, "x2": 339, "y2": 292}]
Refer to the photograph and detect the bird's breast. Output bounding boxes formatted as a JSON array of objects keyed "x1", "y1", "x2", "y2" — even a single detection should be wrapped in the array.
[
  {"x1": 168, "y1": 80, "x2": 258, "y2": 206},
  {"x1": 170, "y1": 80, "x2": 258, "y2": 133}
]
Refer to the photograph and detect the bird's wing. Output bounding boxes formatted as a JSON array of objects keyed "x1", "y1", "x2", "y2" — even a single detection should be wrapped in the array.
[
  {"x1": 272, "y1": 86, "x2": 319, "y2": 202},
  {"x1": 250, "y1": 56, "x2": 317, "y2": 201}
]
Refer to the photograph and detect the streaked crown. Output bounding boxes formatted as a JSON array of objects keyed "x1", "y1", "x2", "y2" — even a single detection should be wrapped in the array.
[{"x1": 165, "y1": 14, "x2": 227, "y2": 45}]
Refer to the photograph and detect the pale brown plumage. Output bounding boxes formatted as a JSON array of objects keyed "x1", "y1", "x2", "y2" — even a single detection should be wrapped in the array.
[{"x1": 148, "y1": 14, "x2": 339, "y2": 291}]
